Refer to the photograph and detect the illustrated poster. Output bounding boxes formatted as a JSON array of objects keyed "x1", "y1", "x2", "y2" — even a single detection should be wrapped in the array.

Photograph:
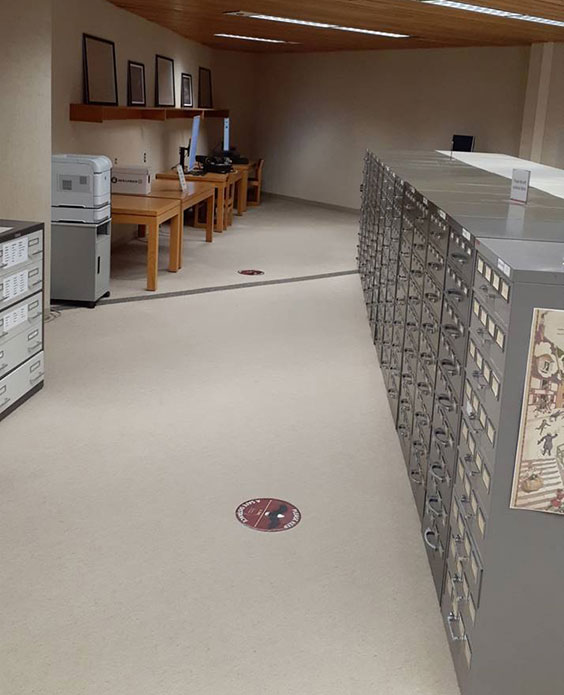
[{"x1": 511, "y1": 308, "x2": 564, "y2": 515}]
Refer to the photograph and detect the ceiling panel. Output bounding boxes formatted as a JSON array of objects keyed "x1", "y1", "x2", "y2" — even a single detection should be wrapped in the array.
[{"x1": 108, "y1": 0, "x2": 564, "y2": 52}]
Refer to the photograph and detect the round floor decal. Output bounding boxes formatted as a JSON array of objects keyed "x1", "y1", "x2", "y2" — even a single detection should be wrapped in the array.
[
  {"x1": 236, "y1": 498, "x2": 301, "y2": 532},
  {"x1": 238, "y1": 269, "x2": 264, "y2": 276}
]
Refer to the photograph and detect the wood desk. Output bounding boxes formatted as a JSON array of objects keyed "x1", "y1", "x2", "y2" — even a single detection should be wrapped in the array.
[
  {"x1": 156, "y1": 171, "x2": 230, "y2": 232},
  {"x1": 134, "y1": 181, "x2": 215, "y2": 268},
  {"x1": 230, "y1": 169, "x2": 245, "y2": 217},
  {"x1": 112, "y1": 194, "x2": 181, "y2": 292}
]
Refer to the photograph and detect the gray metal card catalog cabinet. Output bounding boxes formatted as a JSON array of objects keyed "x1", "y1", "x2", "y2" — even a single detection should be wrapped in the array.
[
  {"x1": 358, "y1": 152, "x2": 564, "y2": 695},
  {"x1": 0, "y1": 220, "x2": 45, "y2": 422}
]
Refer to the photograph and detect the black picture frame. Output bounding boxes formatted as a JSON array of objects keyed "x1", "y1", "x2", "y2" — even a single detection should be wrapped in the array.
[
  {"x1": 198, "y1": 67, "x2": 213, "y2": 109},
  {"x1": 83, "y1": 33, "x2": 119, "y2": 106},
  {"x1": 181, "y1": 73, "x2": 193, "y2": 108},
  {"x1": 155, "y1": 54, "x2": 176, "y2": 107},
  {"x1": 127, "y1": 60, "x2": 146, "y2": 107}
]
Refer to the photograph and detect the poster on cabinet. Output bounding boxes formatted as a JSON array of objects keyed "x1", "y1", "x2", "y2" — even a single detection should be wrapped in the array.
[{"x1": 512, "y1": 308, "x2": 564, "y2": 515}]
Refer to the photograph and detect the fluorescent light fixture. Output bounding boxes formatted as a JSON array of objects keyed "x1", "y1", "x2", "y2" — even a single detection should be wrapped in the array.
[
  {"x1": 225, "y1": 11, "x2": 410, "y2": 38},
  {"x1": 214, "y1": 33, "x2": 295, "y2": 43},
  {"x1": 420, "y1": 1, "x2": 564, "y2": 28}
]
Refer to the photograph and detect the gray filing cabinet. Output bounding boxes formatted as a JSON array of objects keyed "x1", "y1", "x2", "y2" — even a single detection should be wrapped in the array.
[
  {"x1": 358, "y1": 152, "x2": 564, "y2": 695},
  {"x1": 50, "y1": 220, "x2": 111, "y2": 308},
  {"x1": 0, "y1": 220, "x2": 45, "y2": 422}
]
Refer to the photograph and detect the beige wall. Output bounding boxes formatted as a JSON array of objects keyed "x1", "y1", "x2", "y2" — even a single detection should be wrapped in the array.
[
  {"x1": 531, "y1": 43, "x2": 564, "y2": 168},
  {"x1": 0, "y1": 0, "x2": 52, "y2": 292},
  {"x1": 53, "y1": 0, "x2": 219, "y2": 172},
  {"x1": 254, "y1": 46, "x2": 530, "y2": 209}
]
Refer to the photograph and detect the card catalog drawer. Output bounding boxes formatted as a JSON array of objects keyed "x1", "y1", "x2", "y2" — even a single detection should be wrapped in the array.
[
  {"x1": 0, "y1": 352, "x2": 44, "y2": 417},
  {"x1": 0, "y1": 260, "x2": 43, "y2": 309}
]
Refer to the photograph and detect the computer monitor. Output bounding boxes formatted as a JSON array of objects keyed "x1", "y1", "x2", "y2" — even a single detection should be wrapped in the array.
[
  {"x1": 188, "y1": 115, "x2": 201, "y2": 170},
  {"x1": 452, "y1": 134, "x2": 475, "y2": 152},
  {"x1": 223, "y1": 118, "x2": 231, "y2": 152}
]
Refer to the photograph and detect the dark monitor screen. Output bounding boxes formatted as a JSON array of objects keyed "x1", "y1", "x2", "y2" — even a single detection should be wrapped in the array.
[{"x1": 452, "y1": 134, "x2": 475, "y2": 152}]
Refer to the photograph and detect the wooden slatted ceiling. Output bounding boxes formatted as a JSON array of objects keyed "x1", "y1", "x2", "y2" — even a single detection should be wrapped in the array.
[{"x1": 108, "y1": 0, "x2": 564, "y2": 52}]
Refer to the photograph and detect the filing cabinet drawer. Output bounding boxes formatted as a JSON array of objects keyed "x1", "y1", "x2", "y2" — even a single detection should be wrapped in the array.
[
  {"x1": 470, "y1": 296, "x2": 506, "y2": 373},
  {"x1": 0, "y1": 229, "x2": 43, "y2": 277},
  {"x1": 432, "y1": 408, "x2": 457, "y2": 472},
  {"x1": 438, "y1": 332, "x2": 464, "y2": 398},
  {"x1": 379, "y1": 341, "x2": 391, "y2": 368},
  {"x1": 455, "y1": 458, "x2": 488, "y2": 552},
  {"x1": 424, "y1": 475, "x2": 451, "y2": 548},
  {"x1": 426, "y1": 244, "x2": 446, "y2": 288},
  {"x1": 459, "y1": 416, "x2": 493, "y2": 508},
  {"x1": 444, "y1": 265, "x2": 472, "y2": 324},
  {"x1": 422, "y1": 517, "x2": 447, "y2": 599},
  {"x1": 441, "y1": 299, "x2": 468, "y2": 364},
  {"x1": 386, "y1": 371, "x2": 400, "y2": 421},
  {"x1": 421, "y1": 302, "x2": 440, "y2": 354},
  {"x1": 442, "y1": 565, "x2": 475, "y2": 674},
  {"x1": 447, "y1": 230, "x2": 474, "y2": 286},
  {"x1": 402, "y1": 338, "x2": 419, "y2": 377},
  {"x1": 423, "y1": 274, "x2": 443, "y2": 323},
  {"x1": 412, "y1": 227, "x2": 428, "y2": 264},
  {"x1": 410, "y1": 253, "x2": 425, "y2": 291},
  {"x1": 0, "y1": 320, "x2": 42, "y2": 379},
  {"x1": 466, "y1": 336, "x2": 502, "y2": 422},
  {"x1": 434, "y1": 366, "x2": 461, "y2": 439},
  {"x1": 415, "y1": 360, "x2": 435, "y2": 417},
  {"x1": 449, "y1": 492, "x2": 484, "y2": 607},
  {"x1": 0, "y1": 259, "x2": 43, "y2": 310},
  {"x1": 400, "y1": 361, "x2": 417, "y2": 405},
  {"x1": 474, "y1": 254, "x2": 511, "y2": 328},
  {"x1": 408, "y1": 442, "x2": 428, "y2": 518},
  {"x1": 428, "y1": 212, "x2": 449, "y2": 255},
  {"x1": 462, "y1": 382, "x2": 497, "y2": 464},
  {"x1": 414, "y1": 400, "x2": 432, "y2": 451},
  {"x1": 428, "y1": 439, "x2": 455, "y2": 503},
  {"x1": 0, "y1": 352, "x2": 44, "y2": 417},
  {"x1": 400, "y1": 235, "x2": 413, "y2": 264},
  {"x1": 0, "y1": 293, "x2": 42, "y2": 346}
]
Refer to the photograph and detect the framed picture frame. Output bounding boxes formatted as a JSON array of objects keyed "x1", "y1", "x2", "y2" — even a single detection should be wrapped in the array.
[
  {"x1": 83, "y1": 33, "x2": 119, "y2": 106},
  {"x1": 181, "y1": 73, "x2": 193, "y2": 108},
  {"x1": 198, "y1": 67, "x2": 213, "y2": 109},
  {"x1": 155, "y1": 54, "x2": 176, "y2": 107},
  {"x1": 127, "y1": 60, "x2": 146, "y2": 106}
]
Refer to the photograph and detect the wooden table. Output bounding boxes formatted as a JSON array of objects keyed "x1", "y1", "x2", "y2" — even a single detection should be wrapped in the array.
[
  {"x1": 233, "y1": 163, "x2": 256, "y2": 214},
  {"x1": 156, "y1": 170, "x2": 230, "y2": 232},
  {"x1": 112, "y1": 194, "x2": 181, "y2": 292},
  {"x1": 132, "y1": 180, "x2": 216, "y2": 269}
]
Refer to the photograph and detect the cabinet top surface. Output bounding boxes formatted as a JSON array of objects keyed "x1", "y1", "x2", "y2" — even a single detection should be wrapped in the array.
[{"x1": 0, "y1": 221, "x2": 43, "y2": 240}]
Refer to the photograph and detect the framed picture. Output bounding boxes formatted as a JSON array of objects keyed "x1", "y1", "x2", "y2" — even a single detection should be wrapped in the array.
[
  {"x1": 127, "y1": 61, "x2": 146, "y2": 106},
  {"x1": 198, "y1": 67, "x2": 213, "y2": 109},
  {"x1": 83, "y1": 34, "x2": 118, "y2": 106},
  {"x1": 155, "y1": 54, "x2": 175, "y2": 107},
  {"x1": 181, "y1": 73, "x2": 193, "y2": 108}
]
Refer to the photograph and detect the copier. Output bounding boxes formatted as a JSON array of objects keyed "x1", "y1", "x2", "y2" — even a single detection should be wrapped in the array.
[
  {"x1": 50, "y1": 155, "x2": 112, "y2": 307},
  {"x1": 52, "y1": 154, "x2": 112, "y2": 224}
]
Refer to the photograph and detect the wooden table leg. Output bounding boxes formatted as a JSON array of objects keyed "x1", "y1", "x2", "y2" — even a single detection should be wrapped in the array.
[
  {"x1": 216, "y1": 183, "x2": 226, "y2": 233},
  {"x1": 236, "y1": 178, "x2": 244, "y2": 216},
  {"x1": 147, "y1": 220, "x2": 159, "y2": 291},
  {"x1": 169, "y1": 211, "x2": 181, "y2": 272},
  {"x1": 206, "y1": 194, "x2": 214, "y2": 242},
  {"x1": 240, "y1": 171, "x2": 249, "y2": 213}
]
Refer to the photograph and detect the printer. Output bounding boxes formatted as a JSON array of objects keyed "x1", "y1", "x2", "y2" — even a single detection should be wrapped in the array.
[{"x1": 52, "y1": 154, "x2": 112, "y2": 224}]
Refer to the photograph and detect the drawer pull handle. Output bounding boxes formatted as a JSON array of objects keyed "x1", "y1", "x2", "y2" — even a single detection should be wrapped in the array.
[
  {"x1": 31, "y1": 249, "x2": 43, "y2": 257},
  {"x1": 422, "y1": 322, "x2": 437, "y2": 334},
  {"x1": 430, "y1": 462, "x2": 447, "y2": 483},
  {"x1": 451, "y1": 253, "x2": 468, "y2": 265},
  {"x1": 0, "y1": 363, "x2": 8, "y2": 372},
  {"x1": 425, "y1": 292, "x2": 441, "y2": 303},
  {"x1": 426, "y1": 496, "x2": 445, "y2": 519},
  {"x1": 460, "y1": 495, "x2": 475, "y2": 519},
  {"x1": 29, "y1": 372, "x2": 44, "y2": 385},
  {"x1": 410, "y1": 468, "x2": 424, "y2": 486},
  {"x1": 450, "y1": 574, "x2": 468, "y2": 604},
  {"x1": 427, "y1": 262, "x2": 442, "y2": 271},
  {"x1": 444, "y1": 325, "x2": 461, "y2": 338},
  {"x1": 28, "y1": 313, "x2": 42, "y2": 322},
  {"x1": 476, "y1": 328, "x2": 492, "y2": 344},
  {"x1": 423, "y1": 527, "x2": 440, "y2": 552},
  {"x1": 453, "y1": 534, "x2": 469, "y2": 562},
  {"x1": 28, "y1": 342, "x2": 42, "y2": 353},
  {"x1": 415, "y1": 411, "x2": 429, "y2": 426},
  {"x1": 30, "y1": 280, "x2": 42, "y2": 288},
  {"x1": 0, "y1": 397, "x2": 11, "y2": 408},
  {"x1": 0, "y1": 331, "x2": 8, "y2": 339},
  {"x1": 447, "y1": 613, "x2": 467, "y2": 642},
  {"x1": 446, "y1": 289, "x2": 463, "y2": 302},
  {"x1": 398, "y1": 424, "x2": 409, "y2": 438},
  {"x1": 464, "y1": 454, "x2": 481, "y2": 477},
  {"x1": 434, "y1": 428, "x2": 451, "y2": 446},
  {"x1": 417, "y1": 382, "x2": 431, "y2": 395},
  {"x1": 438, "y1": 396, "x2": 455, "y2": 412},
  {"x1": 440, "y1": 359, "x2": 459, "y2": 376}
]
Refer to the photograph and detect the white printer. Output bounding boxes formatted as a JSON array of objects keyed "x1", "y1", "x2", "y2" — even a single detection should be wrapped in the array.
[{"x1": 52, "y1": 154, "x2": 112, "y2": 224}]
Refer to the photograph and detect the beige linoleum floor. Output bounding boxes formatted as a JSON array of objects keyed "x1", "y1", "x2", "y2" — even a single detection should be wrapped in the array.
[{"x1": 1, "y1": 200, "x2": 459, "y2": 695}]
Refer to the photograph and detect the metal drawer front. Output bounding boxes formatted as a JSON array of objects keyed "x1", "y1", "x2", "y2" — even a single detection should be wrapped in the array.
[
  {"x1": 428, "y1": 439, "x2": 454, "y2": 503},
  {"x1": 412, "y1": 227, "x2": 428, "y2": 264},
  {"x1": 421, "y1": 302, "x2": 440, "y2": 354},
  {"x1": 0, "y1": 321, "x2": 42, "y2": 378},
  {"x1": 444, "y1": 265, "x2": 472, "y2": 325},
  {"x1": 462, "y1": 378, "x2": 497, "y2": 460},
  {"x1": 426, "y1": 244, "x2": 446, "y2": 288},
  {"x1": 423, "y1": 273, "x2": 443, "y2": 323},
  {"x1": 434, "y1": 367, "x2": 462, "y2": 440},
  {"x1": 432, "y1": 408, "x2": 458, "y2": 472},
  {"x1": 424, "y1": 475, "x2": 450, "y2": 547},
  {"x1": 449, "y1": 492, "x2": 484, "y2": 607},
  {"x1": 470, "y1": 297, "x2": 506, "y2": 374},
  {"x1": 410, "y1": 253, "x2": 425, "y2": 291},
  {"x1": 441, "y1": 298, "x2": 468, "y2": 364},
  {"x1": 0, "y1": 294, "x2": 42, "y2": 346},
  {"x1": 408, "y1": 440, "x2": 428, "y2": 518},
  {"x1": 455, "y1": 458, "x2": 488, "y2": 553},
  {"x1": 458, "y1": 418, "x2": 493, "y2": 511},
  {"x1": 0, "y1": 260, "x2": 43, "y2": 309},
  {"x1": 0, "y1": 230, "x2": 43, "y2": 277},
  {"x1": 428, "y1": 212, "x2": 449, "y2": 255},
  {"x1": 0, "y1": 352, "x2": 44, "y2": 416},
  {"x1": 438, "y1": 332, "x2": 464, "y2": 399},
  {"x1": 447, "y1": 230, "x2": 474, "y2": 286},
  {"x1": 466, "y1": 337, "x2": 502, "y2": 423},
  {"x1": 415, "y1": 359, "x2": 435, "y2": 417},
  {"x1": 442, "y1": 564, "x2": 474, "y2": 675},
  {"x1": 398, "y1": 397, "x2": 414, "y2": 463},
  {"x1": 473, "y1": 254, "x2": 511, "y2": 329}
]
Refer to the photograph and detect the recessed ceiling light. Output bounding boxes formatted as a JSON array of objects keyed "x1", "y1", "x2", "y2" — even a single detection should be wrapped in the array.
[
  {"x1": 214, "y1": 33, "x2": 297, "y2": 44},
  {"x1": 225, "y1": 11, "x2": 410, "y2": 38},
  {"x1": 420, "y1": 1, "x2": 564, "y2": 28}
]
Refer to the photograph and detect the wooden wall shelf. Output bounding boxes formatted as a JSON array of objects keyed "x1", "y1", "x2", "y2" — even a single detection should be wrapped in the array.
[{"x1": 69, "y1": 104, "x2": 230, "y2": 123}]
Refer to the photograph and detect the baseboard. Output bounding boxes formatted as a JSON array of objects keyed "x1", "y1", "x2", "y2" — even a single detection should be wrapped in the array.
[{"x1": 262, "y1": 192, "x2": 360, "y2": 215}]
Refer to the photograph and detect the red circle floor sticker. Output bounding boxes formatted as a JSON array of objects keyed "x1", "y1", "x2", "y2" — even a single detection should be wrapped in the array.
[
  {"x1": 238, "y1": 269, "x2": 264, "y2": 276},
  {"x1": 236, "y1": 498, "x2": 301, "y2": 532}
]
